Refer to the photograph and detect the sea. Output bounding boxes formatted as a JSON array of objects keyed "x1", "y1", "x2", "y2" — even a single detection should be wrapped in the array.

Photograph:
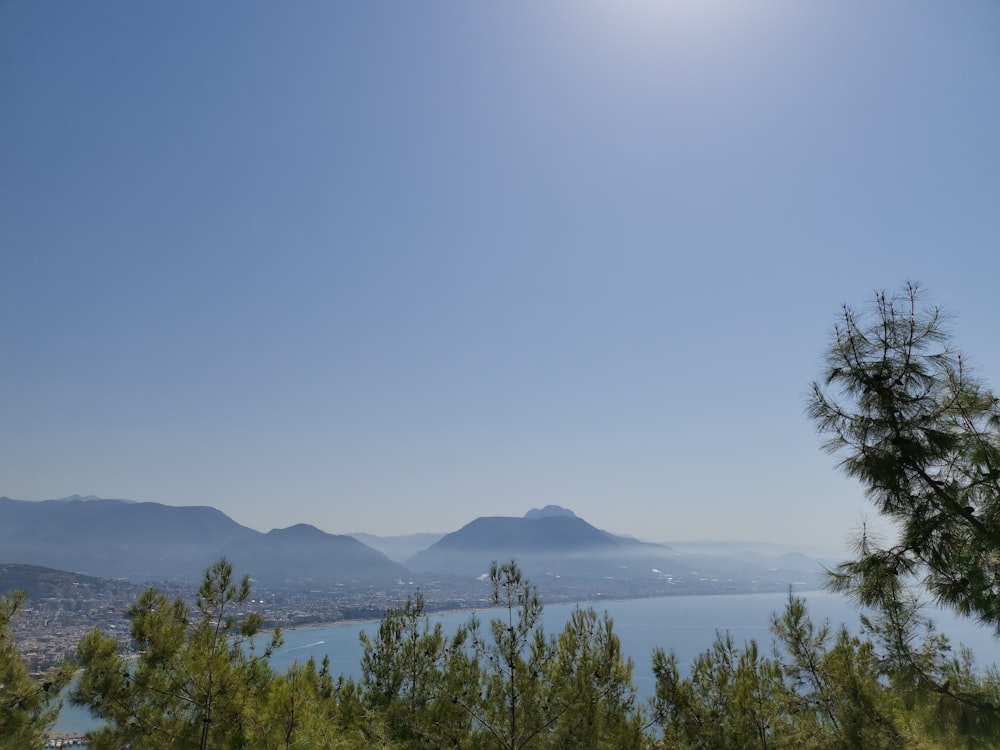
[{"x1": 53, "y1": 589, "x2": 1000, "y2": 737}]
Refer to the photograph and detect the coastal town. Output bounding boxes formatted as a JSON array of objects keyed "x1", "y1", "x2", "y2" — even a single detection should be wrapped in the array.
[{"x1": 8, "y1": 560, "x2": 818, "y2": 674}]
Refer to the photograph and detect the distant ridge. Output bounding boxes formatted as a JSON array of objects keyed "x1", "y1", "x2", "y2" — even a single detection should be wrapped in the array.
[
  {"x1": 523, "y1": 505, "x2": 577, "y2": 520},
  {"x1": 56, "y1": 494, "x2": 133, "y2": 503},
  {"x1": 350, "y1": 532, "x2": 446, "y2": 563},
  {"x1": 0, "y1": 563, "x2": 112, "y2": 601},
  {"x1": 406, "y1": 510, "x2": 674, "y2": 580},
  {"x1": 0, "y1": 496, "x2": 831, "y2": 596},
  {"x1": 0, "y1": 496, "x2": 406, "y2": 588},
  {"x1": 419, "y1": 514, "x2": 637, "y2": 553}
]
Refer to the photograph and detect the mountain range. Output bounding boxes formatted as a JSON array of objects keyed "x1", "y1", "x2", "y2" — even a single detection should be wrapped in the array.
[
  {"x1": 0, "y1": 496, "x2": 405, "y2": 587},
  {"x1": 0, "y1": 497, "x2": 832, "y2": 592}
]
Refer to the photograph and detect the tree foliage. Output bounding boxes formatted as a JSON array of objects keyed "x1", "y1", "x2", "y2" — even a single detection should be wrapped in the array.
[
  {"x1": 0, "y1": 590, "x2": 72, "y2": 750},
  {"x1": 808, "y1": 282, "x2": 1000, "y2": 741},
  {"x1": 359, "y1": 591, "x2": 475, "y2": 747},
  {"x1": 19, "y1": 550, "x2": 1000, "y2": 748},
  {"x1": 72, "y1": 558, "x2": 282, "y2": 750},
  {"x1": 359, "y1": 560, "x2": 645, "y2": 750},
  {"x1": 652, "y1": 592, "x2": 1000, "y2": 749},
  {"x1": 808, "y1": 283, "x2": 1000, "y2": 629}
]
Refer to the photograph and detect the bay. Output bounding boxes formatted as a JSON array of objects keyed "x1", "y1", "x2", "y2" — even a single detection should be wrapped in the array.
[
  {"x1": 54, "y1": 589, "x2": 999, "y2": 735},
  {"x1": 267, "y1": 589, "x2": 1000, "y2": 700}
]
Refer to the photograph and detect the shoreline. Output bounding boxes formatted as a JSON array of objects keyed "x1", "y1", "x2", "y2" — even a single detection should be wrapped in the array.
[
  {"x1": 276, "y1": 586, "x2": 826, "y2": 634},
  {"x1": 278, "y1": 602, "x2": 493, "y2": 632}
]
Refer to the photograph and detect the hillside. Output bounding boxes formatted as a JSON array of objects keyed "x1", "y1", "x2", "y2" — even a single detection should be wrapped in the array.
[
  {"x1": 0, "y1": 563, "x2": 126, "y2": 601},
  {"x1": 222, "y1": 523, "x2": 409, "y2": 586},
  {"x1": 0, "y1": 497, "x2": 406, "y2": 588},
  {"x1": 0, "y1": 497, "x2": 829, "y2": 596},
  {"x1": 406, "y1": 508, "x2": 678, "y2": 580},
  {"x1": 350, "y1": 532, "x2": 445, "y2": 562}
]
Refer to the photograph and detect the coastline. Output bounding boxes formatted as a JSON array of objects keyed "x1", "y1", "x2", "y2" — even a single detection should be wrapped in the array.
[
  {"x1": 278, "y1": 602, "x2": 494, "y2": 632},
  {"x1": 275, "y1": 586, "x2": 827, "y2": 634}
]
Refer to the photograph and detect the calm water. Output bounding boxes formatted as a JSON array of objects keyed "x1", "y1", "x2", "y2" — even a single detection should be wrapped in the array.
[{"x1": 55, "y1": 589, "x2": 999, "y2": 734}]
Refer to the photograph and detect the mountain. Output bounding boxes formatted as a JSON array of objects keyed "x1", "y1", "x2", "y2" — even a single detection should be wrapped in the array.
[
  {"x1": 223, "y1": 524, "x2": 408, "y2": 587},
  {"x1": 403, "y1": 509, "x2": 830, "y2": 592},
  {"x1": 0, "y1": 562, "x2": 118, "y2": 601},
  {"x1": 0, "y1": 496, "x2": 255, "y2": 581},
  {"x1": 406, "y1": 511, "x2": 677, "y2": 580},
  {"x1": 0, "y1": 496, "x2": 831, "y2": 597},
  {"x1": 661, "y1": 539, "x2": 843, "y2": 561},
  {"x1": 0, "y1": 497, "x2": 406, "y2": 588},
  {"x1": 418, "y1": 514, "x2": 639, "y2": 553},
  {"x1": 523, "y1": 505, "x2": 577, "y2": 520},
  {"x1": 350, "y1": 532, "x2": 446, "y2": 562}
]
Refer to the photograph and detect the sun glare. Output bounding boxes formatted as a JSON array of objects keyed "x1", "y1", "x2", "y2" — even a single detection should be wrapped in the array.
[
  {"x1": 548, "y1": 0, "x2": 805, "y2": 105},
  {"x1": 563, "y1": 0, "x2": 784, "y2": 66}
]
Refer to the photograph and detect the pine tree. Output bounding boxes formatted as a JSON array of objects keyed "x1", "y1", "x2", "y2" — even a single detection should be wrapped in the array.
[
  {"x1": 360, "y1": 561, "x2": 646, "y2": 750},
  {"x1": 72, "y1": 558, "x2": 281, "y2": 750},
  {"x1": 0, "y1": 590, "x2": 72, "y2": 750},
  {"x1": 808, "y1": 283, "x2": 1000, "y2": 741},
  {"x1": 808, "y1": 283, "x2": 1000, "y2": 629}
]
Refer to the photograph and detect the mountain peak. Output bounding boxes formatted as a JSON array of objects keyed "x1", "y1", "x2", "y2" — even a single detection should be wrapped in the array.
[
  {"x1": 523, "y1": 505, "x2": 577, "y2": 520},
  {"x1": 0, "y1": 498, "x2": 406, "y2": 587},
  {"x1": 266, "y1": 523, "x2": 327, "y2": 539}
]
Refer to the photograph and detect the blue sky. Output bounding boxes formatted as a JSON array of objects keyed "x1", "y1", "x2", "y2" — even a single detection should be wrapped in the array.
[{"x1": 2, "y1": 1, "x2": 998, "y2": 549}]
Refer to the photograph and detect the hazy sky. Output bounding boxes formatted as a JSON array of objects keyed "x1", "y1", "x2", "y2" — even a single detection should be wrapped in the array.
[{"x1": 2, "y1": 1, "x2": 998, "y2": 550}]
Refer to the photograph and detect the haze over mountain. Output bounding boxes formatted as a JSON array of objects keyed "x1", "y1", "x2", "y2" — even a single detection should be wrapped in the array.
[
  {"x1": 354, "y1": 506, "x2": 595, "y2": 564},
  {"x1": 403, "y1": 505, "x2": 829, "y2": 591},
  {"x1": 406, "y1": 505, "x2": 678, "y2": 580},
  {"x1": 0, "y1": 496, "x2": 406, "y2": 587},
  {"x1": 350, "y1": 532, "x2": 446, "y2": 563},
  {"x1": 0, "y1": 563, "x2": 118, "y2": 602},
  {"x1": 661, "y1": 539, "x2": 842, "y2": 561},
  {"x1": 1, "y1": 497, "x2": 829, "y2": 595},
  {"x1": 222, "y1": 524, "x2": 409, "y2": 587}
]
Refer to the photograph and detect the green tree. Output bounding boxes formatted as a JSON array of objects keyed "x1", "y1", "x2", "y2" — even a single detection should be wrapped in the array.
[
  {"x1": 0, "y1": 590, "x2": 72, "y2": 749},
  {"x1": 449, "y1": 561, "x2": 644, "y2": 750},
  {"x1": 808, "y1": 283, "x2": 1000, "y2": 628},
  {"x1": 253, "y1": 656, "x2": 395, "y2": 750},
  {"x1": 770, "y1": 594, "x2": 907, "y2": 749},
  {"x1": 808, "y1": 283, "x2": 1000, "y2": 741},
  {"x1": 853, "y1": 591, "x2": 1000, "y2": 749},
  {"x1": 359, "y1": 592, "x2": 476, "y2": 747},
  {"x1": 465, "y1": 560, "x2": 550, "y2": 750},
  {"x1": 72, "y1": 558, "x2": 281, "y2": 750},
  {"x1": 359, "y1": 561, "x2": 645, "y2": 750},
  {"x1": 650, "y1": 593, "x2": 963, "y2": 750},
  {"x1": 651, "y1": 630, "x2": 791, "y2": 749},
  {"x1": 542, "y1": 606, "x2": 644, "y2": 749}
]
